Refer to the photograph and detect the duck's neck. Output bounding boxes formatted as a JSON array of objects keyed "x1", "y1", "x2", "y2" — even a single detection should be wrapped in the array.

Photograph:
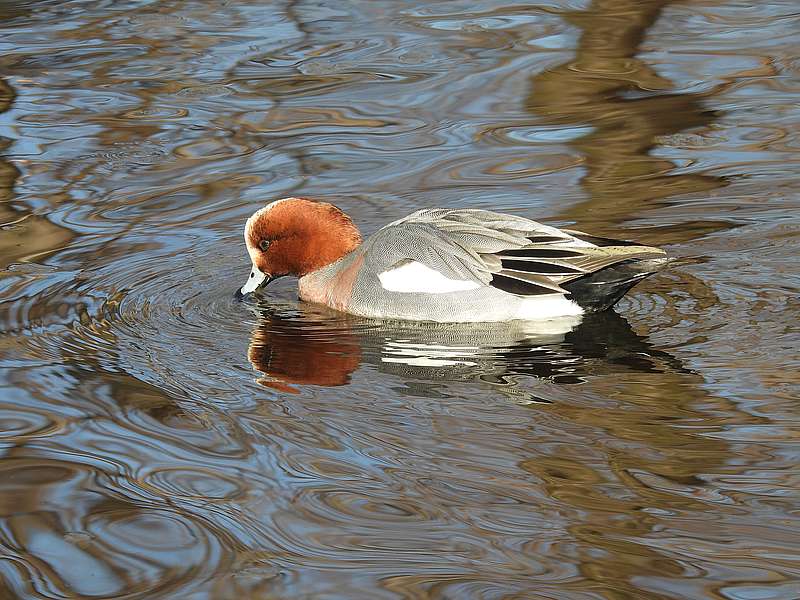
[
  {"x1": 298, "y1": 247, "x2": 364, "y2": 311},
  {"x1": 289, "y1": 212, "x2": 362, "y2": 277}
]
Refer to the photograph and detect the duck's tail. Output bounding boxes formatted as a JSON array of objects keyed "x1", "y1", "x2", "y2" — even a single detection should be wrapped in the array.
[{"x1": 562, "y1": 255, "x2": 670, "y2": 312}]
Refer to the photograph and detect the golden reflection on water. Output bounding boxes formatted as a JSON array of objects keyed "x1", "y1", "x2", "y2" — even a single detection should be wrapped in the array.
[
  {"x1": 0, "y1": 79, "x2": 76, "y2": 269},
  {"x1": 528, "y1": 0, "x2": 728, "y2": 236},
  {"x1": 525, "y1": 5, "x2": 735, "y2": 592},
  {"x1": 0, "y1": 0, "x2": 799, "y2": 598}
]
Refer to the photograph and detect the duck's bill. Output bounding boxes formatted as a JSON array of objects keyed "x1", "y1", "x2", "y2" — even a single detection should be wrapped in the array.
[{"x1": 239, "y1": 266, "x2": 271, "y2": 296}]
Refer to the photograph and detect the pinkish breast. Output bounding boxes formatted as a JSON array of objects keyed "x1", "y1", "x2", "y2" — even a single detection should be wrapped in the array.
[{"x1": 298, "y1": 253, "x2": 363, "y2": 313}]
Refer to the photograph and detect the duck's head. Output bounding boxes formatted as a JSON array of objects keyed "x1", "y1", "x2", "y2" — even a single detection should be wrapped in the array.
[{"x1": 239, "y1": 197, "x2": 362, "y2": 296}]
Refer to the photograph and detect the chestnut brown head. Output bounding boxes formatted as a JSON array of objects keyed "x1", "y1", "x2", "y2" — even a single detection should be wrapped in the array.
[{"x1": 239, "y1": 197, "x2": 362, "y2": 296}]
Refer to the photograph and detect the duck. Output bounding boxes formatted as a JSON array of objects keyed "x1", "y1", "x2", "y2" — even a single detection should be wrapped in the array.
[{"x1": 238, "y1": 197, "x2": 668, "y2": 323}]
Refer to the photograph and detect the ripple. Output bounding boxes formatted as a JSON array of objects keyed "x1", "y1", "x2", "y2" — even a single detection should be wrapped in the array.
[
  {"x1": 0, "y1": 407, "x2": 63, "y2": 440},
  {"x1": 79, "y1": 141, "x2": 172, "y2": 174},
  {"x1": 141, "y1": 467, "x2": 246, "y2": 501},
  {"x1": 173, "y1": 84, "x2": 234, "y2": 98},
  {"x1": 482, "y1": 123, "x2": 595, "y2": 145},
  {"x1": 79, "y1": 507, "x2": 231, "y2": 596},
  {"x1": 416, "y1": 151, "x2": 582, "y2": 187},
  {"x1": 172, "y1": 137, "x2": 267, "y2": 160},
  {"x1": 127, "y1": 13, "x2": 188, "y2": 28},
  {"x1": 298, "y1": 59, "x2": 361, "y2": 76},
  {"x1": 296, "y1": 488, "x2": 439, "y2": 525},
  {"x1": 235, "y1": 105, "x2": 422, "y2": 137},
  {"x1": 119, "y1": 106, "x2": 190, "y2": 120}
]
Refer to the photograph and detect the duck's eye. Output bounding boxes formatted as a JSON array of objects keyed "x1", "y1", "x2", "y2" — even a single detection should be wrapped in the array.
[{"x1": 259, "y1": 239, "x2": 271, "y2": 252}]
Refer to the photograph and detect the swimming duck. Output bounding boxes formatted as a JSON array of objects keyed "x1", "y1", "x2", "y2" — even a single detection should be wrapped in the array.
[{"x1": 239, "y1": 197, "x2": 668, "y2": 322}]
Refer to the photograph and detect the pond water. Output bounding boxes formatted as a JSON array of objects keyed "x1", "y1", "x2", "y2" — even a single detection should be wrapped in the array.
[{"x1": 1, "y1": 0, "x2": 799, "y2": 598}]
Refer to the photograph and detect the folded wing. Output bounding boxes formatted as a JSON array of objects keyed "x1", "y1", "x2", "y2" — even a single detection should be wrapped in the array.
[{"x1": 363, "y1": 209, "x2": 666, "y2": 297}]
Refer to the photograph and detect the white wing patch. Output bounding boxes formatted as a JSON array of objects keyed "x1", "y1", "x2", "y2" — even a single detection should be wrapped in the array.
[{"x1": 378, "y1": 261, "x2": 482, "y2": 294}]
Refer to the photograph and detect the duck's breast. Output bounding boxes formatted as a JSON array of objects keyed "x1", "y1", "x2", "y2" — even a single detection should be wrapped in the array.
[{"x1": 298, "y1": 251, "x2": 364, "y2": 313}]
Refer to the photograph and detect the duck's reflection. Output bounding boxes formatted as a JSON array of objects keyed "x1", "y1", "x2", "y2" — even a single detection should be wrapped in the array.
[
  {"x1": 247, "y1": 301, "x2": 687, "y2": 395},
  {"x1": 247, "y1": 304, "x2": 363, "y2": 393}
]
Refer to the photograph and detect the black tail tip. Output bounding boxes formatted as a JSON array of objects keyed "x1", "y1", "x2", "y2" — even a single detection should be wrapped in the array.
[{"x1": 564, "y1": 257, "x2": 669, "y2": 312}]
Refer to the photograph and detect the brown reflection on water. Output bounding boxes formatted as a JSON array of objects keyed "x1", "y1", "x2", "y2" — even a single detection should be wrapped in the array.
[
  {"x1": 522, "y1": 0, "x2": 748, "y2": 572},
  {"x1": 248, "y1": 310, "x2": 362, "y2": 393},
  {"x1": 527, "y1": 0, "x2": 728, "y2": 236},
  {"x1": 526, "y1": 371, "x2": 735, "y2": 598},
  {"x1": 0, "y1": 79, "x2": 75, "y2": 269}
]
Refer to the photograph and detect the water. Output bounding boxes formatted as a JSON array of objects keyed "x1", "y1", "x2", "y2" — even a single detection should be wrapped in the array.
[{"x1": 1, "y1": 0, "x2": 798, "y2": 598}]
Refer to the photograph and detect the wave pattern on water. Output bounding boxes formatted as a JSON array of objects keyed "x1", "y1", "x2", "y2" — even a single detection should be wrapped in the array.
[{"x1": 0, "y1": 0, "x2": 799, "y2": 598}]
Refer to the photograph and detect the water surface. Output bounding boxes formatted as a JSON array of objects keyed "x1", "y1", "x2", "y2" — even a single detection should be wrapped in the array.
[{"x1": 1, "y1": 0, "x2": 799, "y2": 598}]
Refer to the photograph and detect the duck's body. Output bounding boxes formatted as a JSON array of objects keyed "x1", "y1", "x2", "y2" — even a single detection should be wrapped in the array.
[{"x1": 240, "y1": 198, "x2": 668, "y2": 323}]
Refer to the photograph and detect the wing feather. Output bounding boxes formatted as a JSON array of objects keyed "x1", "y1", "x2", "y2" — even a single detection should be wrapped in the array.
[{"x1": 362, "y1": 209, "x2": 665, "y2": 296}]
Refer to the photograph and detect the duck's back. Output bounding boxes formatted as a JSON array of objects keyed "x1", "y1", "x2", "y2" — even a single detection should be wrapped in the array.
[{"x1": 301, "y1": 208, "x2": 668, "y2": 322}]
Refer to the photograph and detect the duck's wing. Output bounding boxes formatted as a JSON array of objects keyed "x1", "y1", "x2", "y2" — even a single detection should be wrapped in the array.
[{"x1": 363, "y1": 209, "x2": 666, "y2": 296}]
